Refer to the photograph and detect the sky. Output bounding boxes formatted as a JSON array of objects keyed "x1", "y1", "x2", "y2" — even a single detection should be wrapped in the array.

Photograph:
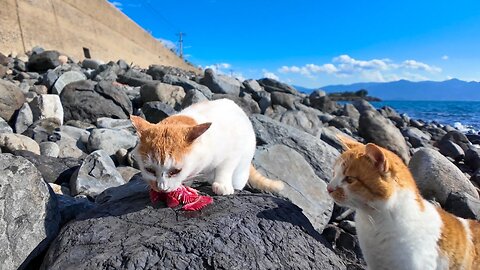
[{"x1": 108, "y1": 0, "x2": 480, "y2": 88}]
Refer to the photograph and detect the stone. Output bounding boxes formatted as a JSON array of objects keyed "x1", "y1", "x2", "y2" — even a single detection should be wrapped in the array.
[
  {"x1": 14, "y1": 102, "x2": 33, "y2": 134},
  {"x1": 117, "y1": 166, "x2": 141, "y2": 182},
  {"x1": 93, "y1": 62, "x2": 120, "y2": 82},
  {"x1": 243, "y1": 79, "x2": 264, "y2": 94},
  {"x1": 257, "y1": 78, "x2": 298, "y2": 95},
  {"x1": 88, "y1": 128, "x2": 137, "y2": 156},
  {"x1": 0, "y1": 153, "x2": 60, "y2": 270},
  {"x1": 29, "y1": 94, "x2": 64, "y2": 125},
  {"x1": 49, "y1": 183, "x2": 70, "y2": 195},
  {"x1": 309, "y1": 94, "x2": 339, "y2": 114},
  {"x1": 352, "y1": 99, "x2": 375, "y2": 114},
  {"x1": 270, "y1": 91, "x2": 297, "y2": 110},
  {"x1": 438, "y1": 140, "x2": 465, "y2": 161},
  {"x1": 117, "y1": 68, "x2": 153, "y2": 87},
  {"x1": 22, "y1": 118, "x2": 61, "y2": 143},
  {"x1": 81, "y1": 59, "x2": 103, "y2": 70},
  {"x1": 359, "y1": 109, "x2": 410, "y2": 163},
  {"x1": 140, "y1": 81, "x2": 186, "y2": 109},
  {"x1": 402, "y1": 127, "x2": 431, "y2": 148},
  {"x1": 250, "y1": 114, "x2": 340, "y2": 182},
  {"x1": 40, "y1": 141, "x2": 60, "y2": 157},
  {"x1": 70, "y1": 150, "x2": 126, "y2": 197},
  {"x1": 56, "y1": 195, "x2": 95, "y2": 227},
  {"x1": 0, "y1": 133, "x2": 40, "y2": 154},
  {"x1": 51, "y1": 70, "x2": 87, "y2": 95},
  {"x1": 200, "y1": 68, "x2": 241, "y2": 96},
  {"x1": 444, "y1": 192, "x2": 480, "y2": 220},
  {"x1": 60, "y1": 125, "x2": 90, "y2": 142},
  {"x1": 56, "y1": 134, "x2": 87, "y2": 159},
  {"x1": 424, "y1": 125, "x2": 447, "y2": 142},
  {"x1": 0, "y1": 116, "x2": 13, "y2": 133},
  {"x1": 253, "y1": 144, "x2": 334, "y2": 233},
  {"x1": 61, "y1": 80, "x2": 131, "y2": 123},
  {"x1": 12, "y1": 150, "x2": 81, "y2": 185},
  {"x1": 142, "y1": 102, "x2": 176, "y2": 123},
  {"x1": 41, "y1": 182, "x2": 346, "y2": 270},
  {"x1": 162, "y1": 74, "x2": 213, "y2": 99},
  {"x1": 271, "y1": 109, "x2": 323, "y2": 136},
  {"x1": 27, "y1": 50, "x2": 61, "y2": 72},
  {"x1": 0, "y1": 80, "x2": 25, "y2": 121},
  {"x1": 438, "y1": 131, "x2": 471, "y2": 152},
  {"x1": 342, "y1": 103, "x2": 360, "y2": 119},
  {"x1": 328, "y1": 116, "x2": 359, "y2": 134},
  {"x1": 212, "y1": 94, "x2": 261, "y2": 116},
  {"x1": 408, "y1": 148, "x2": 479, "y2": 205},
  {"x1": 181, "y1": 89, "x2": 208, "y2": 108},
  {"x1": 465, "y1": 146, "x2": 480, "y2": 171},
  {"x1": 96, "y1": 117, "x2": 133, "y2": 130},
  {"x1": 466, "y1": 134, "x2": 480, "y2": 145}
]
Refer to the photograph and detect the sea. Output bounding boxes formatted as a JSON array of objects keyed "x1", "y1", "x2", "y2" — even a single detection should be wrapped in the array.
[{"x1": 367, "y1": 101, "x2": 480, "y2": 134}]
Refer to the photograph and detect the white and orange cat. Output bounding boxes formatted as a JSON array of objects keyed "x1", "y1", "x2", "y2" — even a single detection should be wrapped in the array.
[
  {"x1": 130, "y1": 99, "x2": 283, "y2": 195},
  {"x1": 327, "y1": 137, "x2": 480, "y2": 270}
]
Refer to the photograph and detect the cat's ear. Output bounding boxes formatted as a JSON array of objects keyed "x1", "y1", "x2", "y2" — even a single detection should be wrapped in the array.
[
  {"x1": 337, "y1": 134, "x2": 362, "y2": 150},
  {"x1": 187, "y1": 122, "x2": 212, "y2": 142},
  {"x1": 130, "y1": 115, "x2": 151, "y2": 137},
  {"x1": 365, "y1": 143, "x2": 388, "y2": 174}
]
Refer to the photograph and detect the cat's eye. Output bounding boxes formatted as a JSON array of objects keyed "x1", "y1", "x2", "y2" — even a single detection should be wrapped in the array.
[
  {"x1": 168, "y1": 168, "x2": 182, "y2": 177},
  {"x1": 145, "y1": 167, "x2": 156, "y2": 175},
  {"x1": 344, "y1": 176, "x2": 356, "y2": 184}
]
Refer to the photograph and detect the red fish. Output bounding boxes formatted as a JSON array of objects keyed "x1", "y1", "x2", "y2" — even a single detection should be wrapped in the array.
[{"x1": 149, "y1": 185, "x2": 213, "y2": 211}]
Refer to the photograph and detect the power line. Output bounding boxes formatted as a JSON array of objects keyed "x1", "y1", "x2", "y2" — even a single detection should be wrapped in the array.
[{"x1": 141, "y1": 0, "x2": 178, "y2": 33}]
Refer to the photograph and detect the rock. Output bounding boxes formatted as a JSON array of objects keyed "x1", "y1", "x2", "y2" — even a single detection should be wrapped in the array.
[
  {"x1": 466, "y1": 134, "x2": 480, "y2": 145},
  {"x1": 271, "y1": 109, "x2": 323, "y2": 136},
  {"x1": 352, "y1": 100, "x2": 375, "y2": 114},
  {"x1": 81, "y1": 59, "x2": 103, "y2": 70},
  {"x1": 438, "y1": 131, "x2": 471, "y2": 152},
  {"x1": 51, "y1": 70, "x2": 87, "y2": 95},
  {"x1": 0, "y1": 133, "x2": 40, "y2": 154},
  {"x1": 41, "y1": 183, "x2": 346, "y2": 270},
  {"x1": 342, "y1": 103, "x2": 360, "y2": 119},
  {"x1": 270, "y1": 91, "x2": 297, "y2": 110},
  {"x1": 0, "y1": 153, "x2": 60, "y2": 270},
  {"x1": 0, "y1": 80, "x2": 25, "y2": 121},
  {"x1": 48, "y1": 183, "x2": 70, "y2": 195},
  {"x1": 117, "y1": 68, "x2": 153, "y2": 87},
  {"x1": 408, "y1": 148, "x2": 479, "y2": 205},
  {"x1": 438, "y1": 140, "x2": 465, "y2": 161},
  {"x1": 56, "y1": 195, "x2": 95, "y2": 226},
  {"x1": 117, "y1": 166, "x2": 141, "y2": 182},
  {"x1": 14, "y1": 103, "x2": 33, "y2": 134},
  {"x1": 70, "y1": 150, "x2": 126, "y2": 197},
  {"x1": 56, "y1": 134, "x2": 87, "y2": 159},
  {"x1": 12, "y1": 150, "x2": 82, "y2": 184},
  {"x1": 250, "y1": 114, "x2": 340, "y2": 182},
  {"x1": 424, "y1": 125, "x2": 447, "y2": 142},
  {"x1": 61, "y1": 80, "x2": 131, "y2": 123},
  {"x1": 322, "y1": 225, "x2": 364, "y2": 267},
  {"x1": 258, "y1": 78, "x2": 298, "y2": 95},
  {"x1": 40, "y1": 141, "x2": 60, "y2": 157},
  {"x1": 88, "y1": 128, "x2": 137, "y2": 156},
  {"x1": 60, "y1": 125, "x2": 90, "y2": 142},
  {"x1": 181, "y1": 89, "x2": 208, "y2": 108},
  {"x1": 402, "y1": 127, "x2": 431, "y2": 148},
  {"x1": 359, "y1": 110, "x2": 410, "y2": 163},
  {"x1": 27, "y1": 50, "x2": 61, "y2": 72},
  {"x1": 471, "y1": 169, "x2": 480, "y2": 186},
  {"x1": 22, "y1": 118, "x2": 61, "y2": 143},
  {"x1": 58, "y1": 55, "x2": 68, "y2": 65},
  {"x1": 243, "y1": 79, "x2": 264, "y2": 93},
  {"x1": 444, "y1": 192, "x2": 480, "y2": 220},
  {"x1": 465, "y1": 146, "x2": 480, "y2": 171},
  {"x1": 162, "y1": 74, "x2": 213, "y2": 99},
  {"x1": 29, "y1": 94, "x2": 64, "y2": 125},
  {"x1": 200, "y1": 68, "x2": 241, "y2": 96},
  {"x1": 140, "y1": 81, "x2": 185, "y2": 109},
  {"x1": 0, "y1": 65, "x2": 7, "y2": 78},
  {"x1": 0, "y1": 116, "x2": 13, "y2": 133},
  {"x1": 328, "y1": 116, "x2": 359, "y2": 134},
  {"x1": 93, "y1": 62, "x2": 120, "y2": 82},
  {"x1": 142, "y1": 102, "x2": 176, "y2": 123},
  {"x1": 96, "y1": 117, "x2": 133, "y2": 130},
  {"x1": 253, "y1": 144, "x2": 333, "y2": 233},
  {"x1": 309, "y1": 94, "x2": 339, "y2": 114},
  {"x1": 212, "y1": 94, "x2": 261, "y2": 116}
]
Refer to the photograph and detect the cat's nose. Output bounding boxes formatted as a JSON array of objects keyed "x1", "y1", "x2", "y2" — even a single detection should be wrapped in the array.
[
  {"x1": 327, "y1": 185, "x2": 335, "y2": 193},
  {"x1": 158, "y1": 182, "x2": 167, "y2": 191}
]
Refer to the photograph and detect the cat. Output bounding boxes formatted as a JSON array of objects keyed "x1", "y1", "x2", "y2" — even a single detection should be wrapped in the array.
[
  {"x1": 327, "y1": 136, "x2": 480, "y2": 270},
  {"x1": 130, "y1": 99, "x2": 284, "y2": 195}
]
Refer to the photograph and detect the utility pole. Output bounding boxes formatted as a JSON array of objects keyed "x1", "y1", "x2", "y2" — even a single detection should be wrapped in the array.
[{"x1": 177, "y1": 32, "x2": 186, "y2": 59}]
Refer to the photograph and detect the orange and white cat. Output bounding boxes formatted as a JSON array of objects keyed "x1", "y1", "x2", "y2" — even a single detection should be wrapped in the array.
[
  {"x1": 327, "y1": 137, "x2": 480, "y2": 270},
  {"x1": 130, "y1": 99, "x2": 283, "y2": 195}
]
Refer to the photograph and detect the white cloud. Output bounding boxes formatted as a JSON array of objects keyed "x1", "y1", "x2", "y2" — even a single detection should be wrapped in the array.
[
  {"x1": 442, "y1": 55, "x2": 449, "y2": 60},
  {"x1": 204, "y1": 63, "x2": 233, "y2": 74},
  {"x1": 109, "y1": 1, "x2": 123, "y2": 10},
  {"x1": 402, "y1": 60, "x2": 441, "y2": 73},
  {"x1": 262, "y1": 69, "x2": 279, "y2": 80},
  {"x1": 157, "y1": 38, "x2": 177, "y2": 50}
]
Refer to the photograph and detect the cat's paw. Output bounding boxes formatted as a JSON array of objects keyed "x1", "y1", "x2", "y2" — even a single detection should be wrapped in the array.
[{"x1": 212, "y1": 182, "x2": 234, "y2": 195}]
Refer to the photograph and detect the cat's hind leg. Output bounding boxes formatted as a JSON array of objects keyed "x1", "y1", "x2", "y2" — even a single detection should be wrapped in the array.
[
  {"x1": 232, "y1": 159, "x2": 250, "y2": 190},
  {"x1": 212, "y1": 162, "x2": 235, "y2": 195}
]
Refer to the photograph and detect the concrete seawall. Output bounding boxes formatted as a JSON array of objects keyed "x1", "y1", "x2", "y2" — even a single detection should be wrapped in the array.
[{"x1": 0, "y1": 0, "x2": 197, "y2": 71}]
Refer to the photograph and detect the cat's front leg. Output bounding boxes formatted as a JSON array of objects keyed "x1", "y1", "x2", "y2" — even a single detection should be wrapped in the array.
[{"x1": 212, "y1": 164, "x2": 235, "y2": 195}]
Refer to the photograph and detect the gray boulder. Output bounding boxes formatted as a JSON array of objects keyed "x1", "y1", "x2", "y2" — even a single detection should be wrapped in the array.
[
  {"x1": 258, "y1": 78, "x2": 298, "y2": 95},
  {"x1": 96, "y1": 117, "x2": 133, "y2": 130},
  {"x1": 56, "y1": 134, "x2": 87, "y2": 159},
  {"x1": 402, "y1": 127, "x2": 431, "y2": 148},
  {"x1": 359, "y1": 109, "x2": 410, "y2": 163},
  {"x1": 40, "y1": 141, "x2": 60, "y2": 157},
  {"x1": 142, "y1": 102, "x2": 176, "y2": 123},
  {"x1": 352, "y1": 100, "x2": 375, "y2": 114},
  {"x1": 444, "y1": 192, "x2": 480, "y2": 220},
  {"x1": 438, "y1": 131, "x2": 471, "y2": 152},
  {"x1": 162, "y1": 74, "x2": 213, "y2": 99},
  {"x1": 70, "y1": 150, "x2": 126, "y2": 197},
  {"x1": 408, "y1": 147, "x2": 479, "y2": 205},
  {"x1": 51, "y1": 70, "x2": 87, "y2": 95},
  {"x1": 22, "y1": 118, "x2": 61, "y2": 143},
  {"x1": 0, "y1": 116, "x2": 13, "y2": 133},
  {"x1": 250, "y1": 114, "x2": 340, "y2": 182},
  {"x1": 14, "y1": 103, "x2": 33, "y2": 134},
  {"x1": 29, "y1": 94, "x2": 64, "y2": 125},
  {"x1": 181, "y1": 89, "x2": 208, "y2": 108},
  {"x1": 117, "y1": 68, "x2": 153, "y2": 87},
  {"x1": 271, "y1": 91, "x2": 297, "y2": 110},
  {"x1": 342, "y1": 103, "x2": 360, "y2": 119},
  {"x1": 27, "y1": 50, "x2": 61, "y2": 72},
  {"x1": 0, "y1": 80, "x2": 25, "y2": 121},
  {"x1": 140, "y1": 82, "x2": 185, "y2": 110},
  {"x1": 41, "y1": 182, "x2": 346, "y2": 270},
  {"x1": 253, "y1": 144, "x2": 334, "y2": 233},
  {"x1": 438, "y1": 140, "x2": 465, "y2": 161},
  {"x1": 465, "y1": 146, "x2": 480, "y2": 171},
  {"x1": 0, "y1": 153, "x2": 60, "y2": 270},
  {"x1": 0, "y1": 133, "x2": 40, "y2": 154},
  {"x1": 309, "y1": 94, "x2": 339, "y2": 114},
  {"x1": 200, "y1": 68, "x2": 241, "y2": 96},
  {"x1": 271, "y1": 109, "x2": 323, "y2": 136},
  {"x1": 88, "y1": 128, "x2": 137, "y2": 156}
]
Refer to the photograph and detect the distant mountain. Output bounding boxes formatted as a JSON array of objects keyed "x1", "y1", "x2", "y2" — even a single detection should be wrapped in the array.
[{"x1": 295, "y1": 79, "x2": 480, "y2": 101}]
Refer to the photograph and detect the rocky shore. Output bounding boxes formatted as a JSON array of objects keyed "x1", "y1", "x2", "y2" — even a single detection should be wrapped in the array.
[{"x1": 0, "y1": 47, "x2": 479, "y2": 270}]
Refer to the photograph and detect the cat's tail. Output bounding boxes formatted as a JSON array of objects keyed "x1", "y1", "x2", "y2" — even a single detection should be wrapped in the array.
[{"x1": 248, "y1": 164, "x2": 284, "y2": 193}]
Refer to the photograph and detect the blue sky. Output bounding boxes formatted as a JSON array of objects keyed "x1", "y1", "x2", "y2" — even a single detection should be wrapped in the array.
[{"x1": 109, "y1": 0, "x2": 480, "y2": 88}]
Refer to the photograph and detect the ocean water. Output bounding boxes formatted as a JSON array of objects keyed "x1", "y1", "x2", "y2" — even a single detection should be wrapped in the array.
[{"x1": 369, "y1": 101, "x2": 480, "y2": 133}]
